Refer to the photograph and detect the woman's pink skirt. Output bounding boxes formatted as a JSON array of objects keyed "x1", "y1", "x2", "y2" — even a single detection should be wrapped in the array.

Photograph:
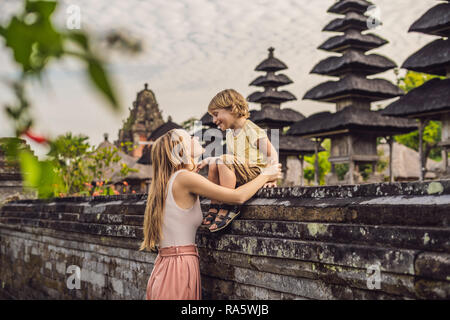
[{"x1": 146, "y1": 244, "x2": 201, "y2": 300}]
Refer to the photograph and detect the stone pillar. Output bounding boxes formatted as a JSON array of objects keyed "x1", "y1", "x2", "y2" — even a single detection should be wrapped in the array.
[
  {"x1": 388, "y1": 136, "x2": 394, "y2": 183},
  {"x1": 314, "y1": 138, "x2": 320, "y2": 186},
  {"x1": 300, "y1": 155, "x2": 304, "y2": 186},
  {"x1": 348, "y1": 135, "x2": 354, "y2": 185},
  {"x1": 418, "y1": 119, "x2": 425, "y2": 181}
]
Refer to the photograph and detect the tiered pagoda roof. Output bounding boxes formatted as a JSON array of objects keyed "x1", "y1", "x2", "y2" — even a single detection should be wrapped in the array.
[
  {"x1": 408, "y1": 2, "x2": 450, "y2": 37},
  {"x1": 323, "y1": 11, "x2": 370, "y2": 32},
  {"x1": 402, "y1": 39, "x2": 450, "y2": 77},
  {"x1": 382, "y1": 2, "x2": 450, "y2": 119},
  {"x1": 327, "y1": 0, "x2": 373, "y2": 14},
  {"x1": 250, "y1": 106, "x2": 304, "y2": 128},
  {"x1": 254, "y1": 47, "x2": 288, "y2": 72},
  {"x1": 318, "y1": 29, "x2": 388, "y2": 53},
  {"x1": 382, "y1": 78, "x2": 450, "y2": 119},
  {"x1": 303, "y1": 0, "x2": 402, "y2": 108},
  {"x1": 382, "y1": 2, "x2": 450, "y2": 179},
  {"x1": 288, "y1": 106, "x2": 417, "y2": 138},
  {"x1": 247, "y1": 47, "x2": 296, "y2": 107},
  {"x1": 288, "y1": 0, "x2": 416, "y2": 185},
  {"x1": 311, "y1": 50, "x2": 397, "y2": 77},
  {"x1": 304, "y1": 74, "x2": 403, "y2": 103},
  {"x1": 247, "y1": 48, "x2": 317, "y2": 155}
]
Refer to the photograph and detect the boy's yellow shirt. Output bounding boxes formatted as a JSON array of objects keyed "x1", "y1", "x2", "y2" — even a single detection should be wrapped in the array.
[{"x1": 226, "y1": 119, "x2": 268, "y2": 169}]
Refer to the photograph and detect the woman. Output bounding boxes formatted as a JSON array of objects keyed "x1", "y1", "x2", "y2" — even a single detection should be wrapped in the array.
[{"x1": 139, "y1": 129, "x2": 281, "y2": 300}]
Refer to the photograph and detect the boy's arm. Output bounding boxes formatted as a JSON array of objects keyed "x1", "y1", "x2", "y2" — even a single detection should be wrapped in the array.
[
  {"x1": 257, "y1": 137, "x2": 279, "y2": 187},
  {"x1": 257, "y1": 137, "x2": 279, "y2": 164}
]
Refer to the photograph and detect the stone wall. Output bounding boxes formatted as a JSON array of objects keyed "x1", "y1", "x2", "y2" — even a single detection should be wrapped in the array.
[{"x1": 0, "y1": 180, "x2": 449, "y2": 300}]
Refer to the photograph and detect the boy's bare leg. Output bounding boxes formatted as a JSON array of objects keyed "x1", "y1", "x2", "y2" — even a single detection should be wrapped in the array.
[
  {"x1": 209, "y1": 159, "x2": 237, "y2": 230},
  {"x1": 203, "y1": 161, "x2": 221, "y2": 225}
]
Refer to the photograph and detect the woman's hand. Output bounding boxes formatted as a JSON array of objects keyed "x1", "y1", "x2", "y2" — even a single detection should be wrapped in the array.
[
  {"x1": 260, "y1": 161, "x2": 282, "y2": 183},
  {"x1": 263, "y1": 181, "x2": 278, "y2": 188},
  {"x1": 196, "y1": 156, "x2": 218, "y2": 172}
]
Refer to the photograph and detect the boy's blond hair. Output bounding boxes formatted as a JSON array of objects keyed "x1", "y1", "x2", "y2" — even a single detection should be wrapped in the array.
[{"x1": 208, "y1": 89, "x2": 250, "y2": 119}]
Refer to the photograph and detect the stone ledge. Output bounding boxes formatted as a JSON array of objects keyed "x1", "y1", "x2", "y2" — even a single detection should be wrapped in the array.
[{"x1": 3, "y1": 180, "x2": 450, "y2": 206}]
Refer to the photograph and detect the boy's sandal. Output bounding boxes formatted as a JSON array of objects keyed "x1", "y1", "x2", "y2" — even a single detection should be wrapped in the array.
[
  {"x1": 209, "y1": 204, "x2": 241, "y2": 233},
  {"x1": 202, "y1": 203, "x2": 220, "y2": 226}
]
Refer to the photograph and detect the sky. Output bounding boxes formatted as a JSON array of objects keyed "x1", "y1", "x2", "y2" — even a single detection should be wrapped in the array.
[{"x1": 0, "y1": 0, "x2": 439, "y2": 159}]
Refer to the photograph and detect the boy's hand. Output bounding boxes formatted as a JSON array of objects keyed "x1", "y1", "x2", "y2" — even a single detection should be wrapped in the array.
[{"x1": 260, "y1": 160, "x2": 282, "y2": 182}]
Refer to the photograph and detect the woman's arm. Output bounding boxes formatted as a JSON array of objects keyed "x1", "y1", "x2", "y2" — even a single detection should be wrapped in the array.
[{"x1": 177, "y1": 165, "x2": 280, "y2": 205}]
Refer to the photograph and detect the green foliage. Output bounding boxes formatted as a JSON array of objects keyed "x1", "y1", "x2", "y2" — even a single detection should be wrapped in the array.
[
  {"x1": 47, "y1": 133, "x2": 138, "y2": 197},
  {"x1": 376, "y1": 148, "x2": 388, "y2": 173},
  {"x1": 394, "y1": 70, "x2": 445, "y2": 162},
  {"x1": 47, "y1": 133, "x2": 92, "y2": 195},
  {"x1": 0, "y1": 0, "x2": 129, "y2": 198},
  {"x1": 181, "y1": 117, "x2": 199, "y2": 134},
  {"x1": 0, "y1": 0, "x2": 119, "y2": 110},
  {"x1": 396, "y1": 70, "x2": 443, "y2": 93},
  {"x1": 335, "y1": 163, "x2": 349, "y2": 181},
  {"x1": 0, "y1": 0, "x2": 62, "y2": 74},
  {"x1": 1, "y1": 138, "x2": 63, "y2": 198},
  {"x1": 395, "y1": 120, "x2": 442, "y2": 161},
  {"x1": 303, "y1": 139, "x2": 331, "y2": 185}
]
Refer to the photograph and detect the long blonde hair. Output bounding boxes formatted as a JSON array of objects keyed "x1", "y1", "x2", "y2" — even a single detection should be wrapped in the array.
[{"x1": 139, "y1": 129, "x2": 195, "y2": 251}]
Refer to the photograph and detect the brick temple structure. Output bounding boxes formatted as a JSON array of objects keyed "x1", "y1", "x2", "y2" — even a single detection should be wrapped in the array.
[{"x1": 114, "y1": 83, "x2": 165, "y2": 158}]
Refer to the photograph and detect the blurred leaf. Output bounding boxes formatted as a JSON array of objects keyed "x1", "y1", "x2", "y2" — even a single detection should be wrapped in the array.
[
  {"x1": 0, "y1": 0, "x2": 63, "y2": 73},
  {"x1": 66, "y1": 31, "x2": 89, "y2": 51},
  {"x1": 87, "y1": 58, "x2": 119, "y2": 111},
  {"x1": 18, "y1": 149, "x2": 63, "y2": 198}
]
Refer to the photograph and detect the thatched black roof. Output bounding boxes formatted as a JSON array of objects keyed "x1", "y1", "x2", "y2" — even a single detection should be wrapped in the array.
[
  {"x1": 311, "y1": 50, "x2": 397, "y2": 77},
  {"x1": 250, "y1": 106, "x2": 305, "y2": 128},
  {"x1": 248, "y1": 90, "x2": 297, "y2": 105},
  {"x1": 318, "y1": 29, "x2": 388, "y2": 53},
  {"x1": 193, "y1": 127, "x2": 226, "y2": 147},
  {"x1": 147, "y1": 120, "x2": 182, "y2": 141},
  {"x1": 303, "y1": 74, "x2": 404, "y2": 103},
  {"x1": 327, "y1": 0, "x2": 373, "y2": 15},
  {"x1": 323, "y1": 12, "x2": 371, "y2": 32},
  {"x1": 249, "y1": 73, "x2": 293, "y2": 88},
  {"x1": 137, "y1": 145, "x2": 151, "y2": 165},
  {"x1": 200, "y1": 112, "x2": 215, "y2": 127},
  {"x1": 409, "y1": 3, "x2": 450, "y2": 37},
  {"x1": 381, "y1": 78, "x2": 450, "y2": 119},
  {"x1": 287, "y1": 106, "x2": 417, "y2": 138},
  {"x1": 278, "y1": 135, "x2": 321, "y2": 154},
  {"x1": 402, "y1": 39, "x2": 450, "y2": 77},
  {"x1": 255, "y1": 47, "x2": 287, "y2": 72}
]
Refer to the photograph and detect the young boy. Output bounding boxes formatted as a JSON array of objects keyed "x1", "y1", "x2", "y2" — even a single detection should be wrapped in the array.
[{"x1": 197, "y1": 89, "x2": 279, "y2": 232}]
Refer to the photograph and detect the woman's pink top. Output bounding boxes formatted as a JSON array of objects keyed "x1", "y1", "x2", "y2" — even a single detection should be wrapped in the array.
[{"x1": 159, "y1": 169, "x2": 203, "y2": 248}]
